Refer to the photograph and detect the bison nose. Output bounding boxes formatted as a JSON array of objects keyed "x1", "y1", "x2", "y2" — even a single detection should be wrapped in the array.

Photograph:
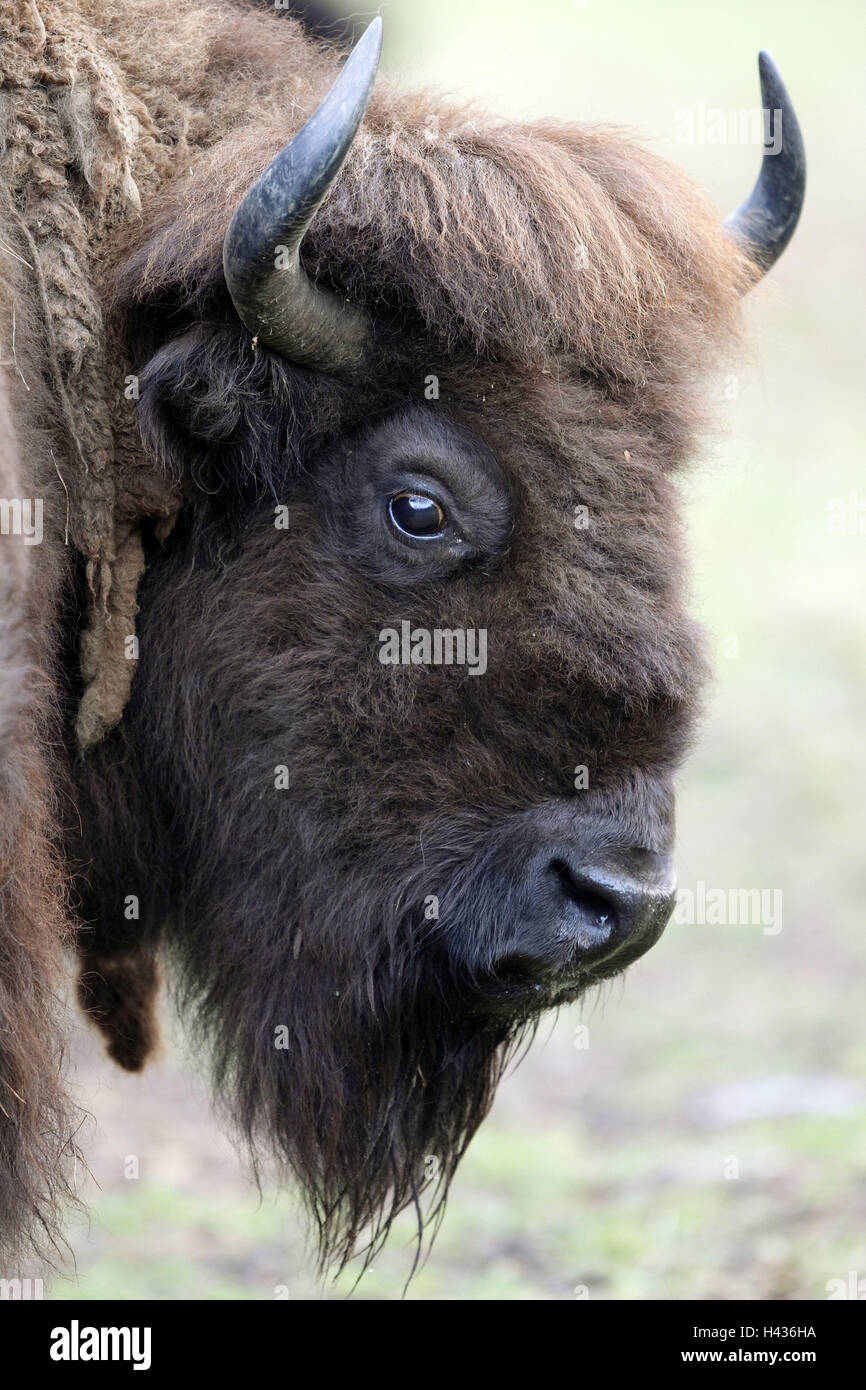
[
  {"x1": 550, "y1": 851, "x2": 676, "y2": 965},
  {"x1": 498, "y1": 847, "x2": 676, "y2": 982}
]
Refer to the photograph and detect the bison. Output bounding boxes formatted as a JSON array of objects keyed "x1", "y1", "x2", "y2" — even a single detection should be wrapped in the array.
[{"x1": 0, "y1": 0, "x2": 804, "y2": 1273}]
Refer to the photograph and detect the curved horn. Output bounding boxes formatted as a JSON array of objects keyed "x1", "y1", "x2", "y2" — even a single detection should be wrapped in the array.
[
  {"x1": 725, "y1": 51, "x2": 806, "y2": 277},
  {"x1": 222, "y1": 17, "x2": 383, "y2": 373}
]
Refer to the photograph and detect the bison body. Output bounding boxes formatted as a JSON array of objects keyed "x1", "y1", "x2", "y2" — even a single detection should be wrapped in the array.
[{"x1": 0, "y1": 0, "x2": 803, "y2": 1269}]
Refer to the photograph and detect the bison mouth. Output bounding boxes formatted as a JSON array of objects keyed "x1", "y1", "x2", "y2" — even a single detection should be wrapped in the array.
[{"x1": 477, "y1": 913, "x2": 671, "y2": 1016}]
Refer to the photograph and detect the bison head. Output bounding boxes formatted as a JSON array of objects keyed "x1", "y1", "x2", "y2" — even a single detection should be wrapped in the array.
[{"x1": 69, "y1": 20, "x2": 804, "y2": 1268}]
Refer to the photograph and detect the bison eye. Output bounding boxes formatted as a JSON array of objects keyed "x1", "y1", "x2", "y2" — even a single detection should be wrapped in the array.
[{"x1": 387, "y1": 490, "x2": 446, "y2": 539}]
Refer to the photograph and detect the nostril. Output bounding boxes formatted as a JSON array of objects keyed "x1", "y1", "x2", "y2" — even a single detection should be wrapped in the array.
[
  {"x1": 482, "y1": 839, "x2": 675, "y2": 1003},
  {"x1": 551, "y1": 858, "x2": 619, "y2": 946}
]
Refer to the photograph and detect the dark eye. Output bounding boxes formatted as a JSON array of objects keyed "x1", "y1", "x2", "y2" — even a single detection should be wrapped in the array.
[{"x1": 387, "y1": 490, "x2": 446, "y2": 539}]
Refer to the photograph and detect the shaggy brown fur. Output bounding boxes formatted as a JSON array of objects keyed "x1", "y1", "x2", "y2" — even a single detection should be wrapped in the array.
[
  {"x1": 1, "y1": 0, "x2": 753, "y2": 1271},
  {"x1": 0, "y1": 327, "x2": 80, "y2": 1263}
]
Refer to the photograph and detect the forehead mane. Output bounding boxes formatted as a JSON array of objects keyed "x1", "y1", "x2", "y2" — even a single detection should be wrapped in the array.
[{"x1": 115, "y1": 80, "x2": 751, "y2": 390}]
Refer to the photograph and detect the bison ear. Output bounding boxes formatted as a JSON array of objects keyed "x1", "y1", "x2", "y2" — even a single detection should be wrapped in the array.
[
  {"x1": 135, "y1": 328, "x2": 248, "y2": 477},
  {"x1": 135, "y1": 324, "x2": 312, "y2": 498},
  {"x1": 724, "y1": 51, "x2": 806, "y2": 279}
]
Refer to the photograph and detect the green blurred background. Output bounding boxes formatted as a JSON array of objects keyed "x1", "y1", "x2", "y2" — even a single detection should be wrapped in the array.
[{"x1": 58, "y1": 0, "x2": 865, "y2": 1299}]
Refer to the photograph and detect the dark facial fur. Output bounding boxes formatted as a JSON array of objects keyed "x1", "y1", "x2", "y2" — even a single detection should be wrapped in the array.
[{"x1": 71, "y1": 317, "x2": 709, "y2": 1267}]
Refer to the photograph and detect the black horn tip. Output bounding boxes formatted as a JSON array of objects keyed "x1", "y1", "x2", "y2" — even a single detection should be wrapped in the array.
[
  {"x1": 330, "y1": 14, "x2": 383, "y2": 118},
  {"x1": 724, "y1": 50, "x2": 806, "y2": 278},
  {"x1": 222, "y1": 15, "x2": 383, "y2": 373}
]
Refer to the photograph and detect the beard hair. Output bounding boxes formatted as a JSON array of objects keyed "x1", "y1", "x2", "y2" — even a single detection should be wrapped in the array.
[{"x1": 168, "y1": 864, "x2": 536, "y2": 1274}]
